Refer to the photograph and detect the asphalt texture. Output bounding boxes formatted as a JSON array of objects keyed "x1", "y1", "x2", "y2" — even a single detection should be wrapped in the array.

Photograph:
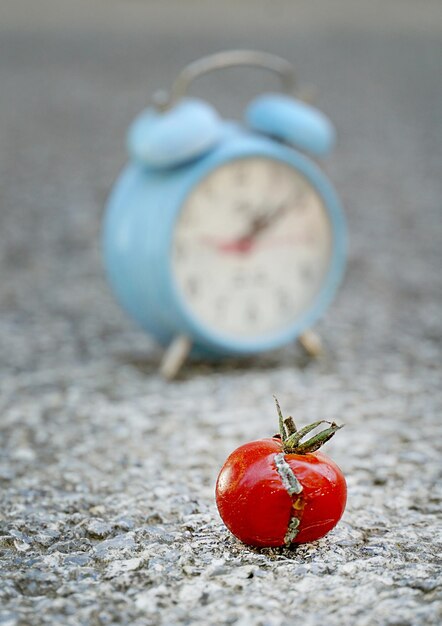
[{"x1": 1, "y1": 1, "x2": 441, "y2": 625}]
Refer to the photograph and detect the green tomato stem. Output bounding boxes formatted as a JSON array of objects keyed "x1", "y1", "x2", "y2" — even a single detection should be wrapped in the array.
[
  {"x1": 284, "y1": 416, "x2": 297, "y2": 436},
  {"x1": 273, "y1": 397, "x2": 343, "y2": 455},
  {"x1": 293, "y1": 424, "x2": 343, "y2": 454},
  {"x1": 274, "y1": 396, "x2": 287, "y2": 441}
]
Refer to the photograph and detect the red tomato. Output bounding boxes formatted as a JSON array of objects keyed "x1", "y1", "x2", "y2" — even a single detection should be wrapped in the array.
[{"x1": 215, "y1": 402, "x2": 347, "y2": 547}]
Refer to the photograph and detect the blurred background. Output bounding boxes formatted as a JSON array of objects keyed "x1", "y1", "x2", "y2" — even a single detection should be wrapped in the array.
[
  {"x1": 1, "y1": 0, "x2": 441, "y2": 373},
  {"x1": 1, "y1": 2, "x2": 442, "y2": 624}
]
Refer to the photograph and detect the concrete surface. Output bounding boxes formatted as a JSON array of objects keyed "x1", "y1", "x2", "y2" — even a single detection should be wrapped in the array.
[{"x1": 0, "y1": 1, "x2": 441, "y2": 625}]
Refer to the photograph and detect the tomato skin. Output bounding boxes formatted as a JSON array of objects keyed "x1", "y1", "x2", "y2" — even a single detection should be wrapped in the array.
[{"x1": 215, "y1": 437, "x2": 347, "y2": 547}]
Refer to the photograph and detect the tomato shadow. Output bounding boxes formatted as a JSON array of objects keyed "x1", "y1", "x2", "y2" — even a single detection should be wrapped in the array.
[{"x1": 225, "y1": 534, "x2": 305, "y2": 560}]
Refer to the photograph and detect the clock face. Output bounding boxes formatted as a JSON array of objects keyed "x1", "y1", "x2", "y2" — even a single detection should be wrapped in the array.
[{"x1": 171, "y1": 157, "x2": 333, "y2": 339}]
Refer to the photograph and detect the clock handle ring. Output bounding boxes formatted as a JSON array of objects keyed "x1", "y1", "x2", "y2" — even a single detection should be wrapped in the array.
[{"x1": 155, "y1": 50, "x2": 296, "y2": 111}]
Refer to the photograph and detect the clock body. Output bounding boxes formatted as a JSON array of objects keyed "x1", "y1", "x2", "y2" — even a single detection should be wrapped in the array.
[{"x1": 102, "y1": 122, "x2": 346, "y2": 356}]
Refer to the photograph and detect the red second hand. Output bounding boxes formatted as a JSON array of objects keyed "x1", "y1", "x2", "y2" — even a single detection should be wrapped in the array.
[
  {"x1": 218, "y1": 237, "x2": 254, "y2": 254},
  {"x1": 201, "y1": 235, "x2": 255, "y2": 254},
  {"x1": 202, "y1": 233, "x2": 314, "y2": 254}
]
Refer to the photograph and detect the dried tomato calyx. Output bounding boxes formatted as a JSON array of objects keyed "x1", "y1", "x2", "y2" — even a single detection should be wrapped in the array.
[{"x1": 274, "y1": 396, "x2": 343, "y2": 455}]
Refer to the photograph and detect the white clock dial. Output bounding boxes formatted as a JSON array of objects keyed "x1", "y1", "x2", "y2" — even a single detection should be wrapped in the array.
[{"x1": 172, "y1": 157, "x2": 333, "y2": 338}]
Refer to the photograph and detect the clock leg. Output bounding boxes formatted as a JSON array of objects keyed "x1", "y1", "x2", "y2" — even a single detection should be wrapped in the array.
[
  {"x1": 159, "y1": 335, "x2": 192, "y2": 379},
  {"x1": 297, "y1": 84, "x2": 319, "y2": 104},
  {"x1": 298, "y1": 330, "x2": 323, "y2": 358}
]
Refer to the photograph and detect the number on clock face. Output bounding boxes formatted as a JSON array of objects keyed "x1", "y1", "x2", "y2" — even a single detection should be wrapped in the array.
[{"x1": 172, "y1": 157, "x2": 333, "y2": 338}]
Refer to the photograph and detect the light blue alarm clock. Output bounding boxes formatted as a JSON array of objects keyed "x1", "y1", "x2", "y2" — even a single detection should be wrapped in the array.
[{"x1": 103, "y1": 51, "x2": 346, "y2": 377}]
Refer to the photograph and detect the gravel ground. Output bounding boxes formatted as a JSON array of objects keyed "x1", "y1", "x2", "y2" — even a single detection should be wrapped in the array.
[{"x1": 1, "y1": 1, "x2": 441, "y2": 625}]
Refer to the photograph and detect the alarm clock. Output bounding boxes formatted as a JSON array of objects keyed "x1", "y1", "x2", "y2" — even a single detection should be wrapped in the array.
[{"x1": 103, "y1": 50, "x2": 346, "y2": 377}]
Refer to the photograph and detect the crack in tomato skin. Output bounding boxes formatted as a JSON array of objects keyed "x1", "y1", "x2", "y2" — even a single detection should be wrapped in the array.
[
  {"x1": 274, "y1": 452, "x2": 307, "y2": 545},
  {"x1": 284, "y1": 516, "x2": 301, "y2": 546},
  {"x1": 274, "y1": 453, "x2": 303, "y2": 495},
  {"x1": 285, "y1": 495, "x2": 308, "y2": 546}
]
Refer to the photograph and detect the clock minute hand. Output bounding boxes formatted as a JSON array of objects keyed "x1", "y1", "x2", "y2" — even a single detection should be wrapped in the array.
[{"x1": 238, "y1": 200, "x2": 291, "y2": 242}]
